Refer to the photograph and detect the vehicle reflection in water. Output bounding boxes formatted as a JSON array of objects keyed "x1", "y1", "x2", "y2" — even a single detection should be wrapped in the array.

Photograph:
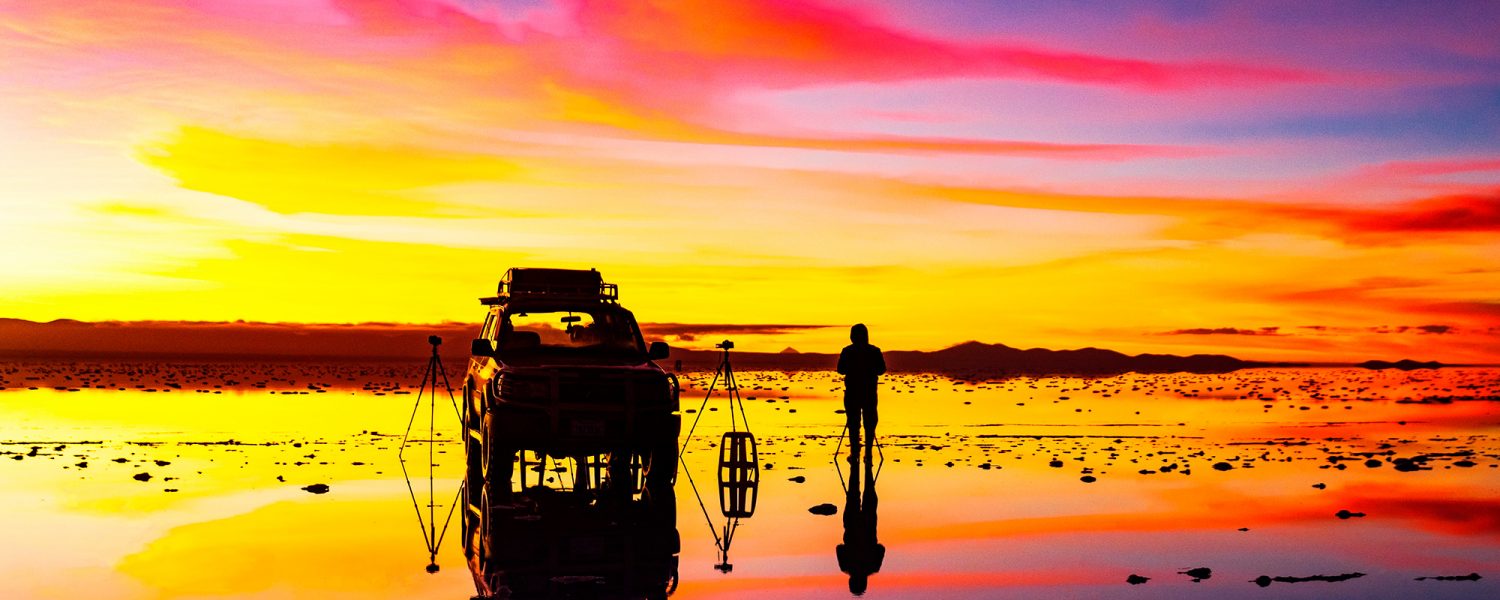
[
  {"x1": 462, "y1": 446, "x2": 680, "y2": 599},
  {"x1": 837, "y1": 449, "x2": 883, "y2": 596}
]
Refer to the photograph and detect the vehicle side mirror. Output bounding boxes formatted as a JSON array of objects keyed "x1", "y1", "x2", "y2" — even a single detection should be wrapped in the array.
[
  {"x1": 648, "y1": 341, "x2": 670, "y2": 360},
  {"x1": 470, "y1": 338, "x2": 494, "y2": 357}
]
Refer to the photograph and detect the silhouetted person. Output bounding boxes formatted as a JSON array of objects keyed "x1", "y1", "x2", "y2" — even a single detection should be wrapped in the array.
[
  {"x1": 837, "y1": 324, "x2": 885, "y2": 448},
  {"x1": 837, "y1": 457, "x2": 883, "y2": 595}
]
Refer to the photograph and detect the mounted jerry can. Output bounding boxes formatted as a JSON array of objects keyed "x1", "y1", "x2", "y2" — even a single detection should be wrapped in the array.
[{"x1": 718, "y1": 431, "x2": 759, "y2": 518}]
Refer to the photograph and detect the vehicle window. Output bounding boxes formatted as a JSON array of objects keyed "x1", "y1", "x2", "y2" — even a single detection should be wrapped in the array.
[
  {"x1": 501, "y1": 310, "x2": 639, "y2": 353},
  {"x1": 481, "y1": 312, "x2": 497, "y2": 340}
]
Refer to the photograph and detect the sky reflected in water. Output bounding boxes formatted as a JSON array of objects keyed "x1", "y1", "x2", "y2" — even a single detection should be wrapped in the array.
[{"x1": 2, "y1": 366, "x2": 1497, "y2": 599}]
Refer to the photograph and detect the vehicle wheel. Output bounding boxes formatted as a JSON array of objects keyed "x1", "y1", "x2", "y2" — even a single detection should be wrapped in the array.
[
  {"x1": 464, "y1": 381, "x2": 485, "y2": 513},
  {"x1": 466, "y1": 378, "x2": 484, "y2": 426},
  {"x1": 477, "y1": 481, "x2": 492, "y2": 566},
  {"x1": 461, "y1": 479, "x2": 479, "y2": 557},
  {"x1": 482, "y1": 412, "x2": 515, "y2": 498},
  {"x1": 461, "y1": 379, "x2": 471, "y2": 425},
  {"x1": 644, "y1": 443, "x2": 678, "y2": 490},
  {"x1": 465, "y1": 433, "x2": 484, "y2": 509}
]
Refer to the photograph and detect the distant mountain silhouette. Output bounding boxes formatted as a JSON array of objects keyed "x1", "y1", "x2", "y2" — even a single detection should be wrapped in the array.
[
  {"x1": 0, "y1": 318, "x2": 1426, "y2": 375},
  {"x1": 1358, "y1": 359, "x2": 1446, "y2": 370},
  {"x1": 675, "y1": 340, "x2": 1269, "y2": 375}
]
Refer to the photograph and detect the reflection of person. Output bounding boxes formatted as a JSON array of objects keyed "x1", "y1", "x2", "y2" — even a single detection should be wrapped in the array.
[
  {"x1": 836, "y1": 324, "x2": 886, "y2": 447},
  {"x1": 837, "y1": 458, "x2": 883, "y2": 595}
]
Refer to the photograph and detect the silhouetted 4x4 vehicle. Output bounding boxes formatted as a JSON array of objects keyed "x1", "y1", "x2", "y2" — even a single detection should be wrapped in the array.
[{"x1": 462, "y1": 268, "x2": 680, "y2": 499}]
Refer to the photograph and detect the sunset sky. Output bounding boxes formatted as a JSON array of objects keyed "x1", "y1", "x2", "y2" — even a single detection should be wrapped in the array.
[{"x1": 2, "y1": 0, "x2": 1498, "y2": 362}]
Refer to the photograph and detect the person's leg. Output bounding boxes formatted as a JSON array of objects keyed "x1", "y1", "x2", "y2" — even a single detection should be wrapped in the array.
[
  {"x1": 863, "y1": 393, "x2": 879, "y2": 445},
  {"x1": 863, "y1": 403, "x2": 877, "y2": 463},
  {"x1": 845, "y1": 396, "x2": 862, "y2": 448}
]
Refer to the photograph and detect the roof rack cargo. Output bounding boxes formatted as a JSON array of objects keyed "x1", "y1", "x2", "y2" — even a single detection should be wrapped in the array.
[{"x1": 479, "y1": 267, "x2": 618, "y2": 305}]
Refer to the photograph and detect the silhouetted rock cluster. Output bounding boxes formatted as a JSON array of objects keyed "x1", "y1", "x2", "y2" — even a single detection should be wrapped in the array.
[
  {"x1": 1414, "y1": 573, "x2": 1481, "y2": 581},
  {"x1": 1253, "y1": 572, "x2": 1365, "y2": 587},
  {"x1": 1359, "y1": 359, "x2": 1446, "y2": 370}
]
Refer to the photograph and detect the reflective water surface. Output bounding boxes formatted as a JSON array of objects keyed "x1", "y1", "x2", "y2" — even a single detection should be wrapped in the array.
[{"x1": 2, "y1": 364, "x2": 1498, "y2": 599}]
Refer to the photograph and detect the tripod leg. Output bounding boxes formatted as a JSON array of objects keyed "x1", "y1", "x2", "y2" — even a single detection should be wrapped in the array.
[
  {"x1": 399, "y1": 354, "x2": 437, "y2": 459},
  {"x1": 726, "y1": 360, "x2": 736, "y2": 433},
  {"x1": 678, "y1": 357, "x2": 725, "y2": 460},
  {"x1": 433, "y1": 352, "x2": 462, "y2": 422},
  {"x1": 728, "y1": 359, "x2": 751, "y2": 434}
]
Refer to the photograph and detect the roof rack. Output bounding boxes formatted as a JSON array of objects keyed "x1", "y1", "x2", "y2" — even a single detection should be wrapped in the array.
[{"x1": 479, "y1": 267, "x2": 618, "y2": 306}]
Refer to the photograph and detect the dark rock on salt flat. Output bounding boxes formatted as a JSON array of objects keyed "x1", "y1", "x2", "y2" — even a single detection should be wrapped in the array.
[
  {"x1": 302, "y1": 483, "x2": 330, "y2": 494},
  {"x1": 808, "y1": 503, "x2": 837, "y2": 516},
  {"x1": 1253, "y1": 572, "x2": 1365, "y2": 587},
  {"x1": 1180, "y1": 567, "x2": 1212, "y2": 582},
  {"x1": 1080, "y1": 475, "x2": 1096, "y2": 483},
  {"x1": 1212, "y1": 461, "x2": 1233, "y2": 471},
  {"x1": 1126, "y1": 574, "x2": 1149, "y2": 585},
  {"x1": 1414, "y1": 573, "x2": 1481, "y2": 581},
  {"x1": 132, "y1": 472, "x2": 151, "y2": 482},
  {"x1": 1335, "y1": 509, "x2": 1366, "y2": 519},
  {"x1": 788, "y1": 476, "x2": 805, "y2": 483},
  {"x1": 1393, "y1": 457, "x2": 1428, "y2": 472}
]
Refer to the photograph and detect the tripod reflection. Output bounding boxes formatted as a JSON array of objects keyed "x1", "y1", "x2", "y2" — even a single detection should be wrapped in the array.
[{"x1": 678, "y1": 340, "x2": 761, "y2": 574}]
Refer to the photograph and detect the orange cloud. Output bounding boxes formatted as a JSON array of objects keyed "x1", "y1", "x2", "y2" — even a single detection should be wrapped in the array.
[{"x1": 1331, "y1": 192, "x2": 1500, "y2": 234}]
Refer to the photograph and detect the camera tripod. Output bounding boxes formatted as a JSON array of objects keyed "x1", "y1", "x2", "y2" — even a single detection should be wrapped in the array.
[
  {"x1": 678, "y1": 340, "x2": 759, "y2": 573},
  {"x1": 678, "y1": 340, "x2": 754, "y2": 460},
  {"x1": 398, "y1": 335, "x2": 463, "y2": 574}
]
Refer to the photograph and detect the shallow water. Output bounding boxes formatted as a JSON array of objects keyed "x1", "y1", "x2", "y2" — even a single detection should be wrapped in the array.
[{"x1": 2, "y1": 365, "x2": 1497, "y2": 599}]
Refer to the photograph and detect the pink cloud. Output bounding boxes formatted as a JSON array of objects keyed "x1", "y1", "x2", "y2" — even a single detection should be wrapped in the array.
[{"x1": 550, "y1": 0, "x2": 1315, "y2": 92}]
